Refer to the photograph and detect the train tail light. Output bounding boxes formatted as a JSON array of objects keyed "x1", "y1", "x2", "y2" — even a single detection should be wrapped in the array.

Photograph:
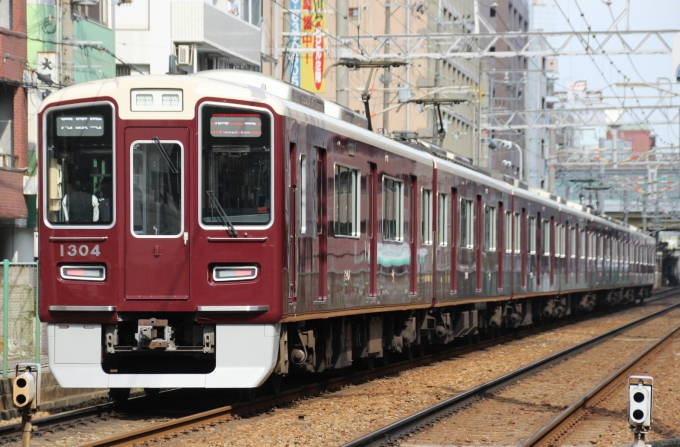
[
  {"x1": 60, "y1": 265, "x2": 106, "y2": 282},
  {"x1": 213, "y1": 266, "x2": 258, "y2": 282}
]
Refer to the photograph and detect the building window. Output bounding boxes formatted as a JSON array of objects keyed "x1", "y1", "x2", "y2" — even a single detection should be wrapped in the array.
[
  {"x1": 422, "y1": 189, "x2": 432, "y2": 244},
  {"x1": 75, "y1": 0, "x2": 109, "y2": 26},
  {"x1": 349, "y1": 7, "x2": 359, "y2": 18},
  {"x1": 383, "y1": 177, "x2": 403, "y2": 241},
  {"x1": 0, "y1": 0, "x2": 11, "y2": 29},
  {"x1": 438, "y1": 193, "x2": 447, "y2": 246},
  {"x1": 528, "y1": 216, "x2": 536, "y2": 254},
  {"x1": 116, "y1": 65, "x2": 131, "y2": 77},
  {"x1": 334, "y1": 165, "x2": 359, "y2": 237},
  {"x1": 484, "y1": 205, "x2": 497, "y2": 251},
  {"x1": 460, "y1": 199, "x2": 474, "y2": 249},
  {"x1": 0, "y1": 89, "x2": 14, "y2": 168}
]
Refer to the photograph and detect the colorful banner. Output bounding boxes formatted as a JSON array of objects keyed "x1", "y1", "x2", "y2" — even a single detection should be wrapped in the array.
[
  {"x1": 289, "y1": 0, "x2": 301, "y2": 87},
  {"x1": 300, "y1": 0, "x2": 326, "y2": 93}
]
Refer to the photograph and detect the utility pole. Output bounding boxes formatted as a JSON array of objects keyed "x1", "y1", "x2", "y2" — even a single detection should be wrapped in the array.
[
  {"x1": 382, "y1": 2, "x2": 391, "y2": 133},
  {"x1": 548, "y1": 129, "x2": 556, "y2": 193},
  {"x1": 59, "y1": 0, "x2": 74, "y2": 86},
  {"x1": 336, "y1": 0, "x2": 349, "y2": 106}
]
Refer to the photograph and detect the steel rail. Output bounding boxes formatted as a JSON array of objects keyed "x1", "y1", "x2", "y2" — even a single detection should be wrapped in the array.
[
  {"x1": 0, "y1": 288, "x2": 664, "y2": 447},
  {"x1": 521, "y1": 322, "x2": 680, "y2": 446},
  {"x1": 339, "y1": 289, "x2": 680, "y2": 447}
]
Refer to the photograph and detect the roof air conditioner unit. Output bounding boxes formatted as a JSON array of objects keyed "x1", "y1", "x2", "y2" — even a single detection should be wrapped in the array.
[
  {"x1": 73, "y1": 0, "x2": 99, "y2": 5},
  {"x1": 176, "y1": 45, "x2": 193, "y2": 66}
]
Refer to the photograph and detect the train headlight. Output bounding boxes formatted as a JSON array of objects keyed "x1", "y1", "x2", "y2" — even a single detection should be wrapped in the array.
[
  {"x1": 60, "y1": 265, "x2": 106, "y2": 282},
  {"x1": 213, "y1": 266, "x2": 258, "y2": 282}
]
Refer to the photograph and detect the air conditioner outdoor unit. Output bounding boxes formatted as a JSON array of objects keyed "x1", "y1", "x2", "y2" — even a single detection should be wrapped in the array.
[{"x1": 176, "y1": 45, "x2": 193, "y2": 66}]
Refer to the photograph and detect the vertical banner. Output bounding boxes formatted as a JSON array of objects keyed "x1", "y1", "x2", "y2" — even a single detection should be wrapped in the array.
[
  {"x1": 289, "y1": 0, "x2": 301, "y2": 87},
  {"x1": 300, "y1": 0, "x2": 326, "y2": 93}
]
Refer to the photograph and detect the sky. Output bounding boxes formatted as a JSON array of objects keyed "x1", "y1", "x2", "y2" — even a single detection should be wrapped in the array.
[{"x1": 533, "y1": 0, "x2": 680, "y2": 147}]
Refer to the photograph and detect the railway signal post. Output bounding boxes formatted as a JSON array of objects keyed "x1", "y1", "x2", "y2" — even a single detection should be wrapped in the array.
[
  {"x1": 628, "y1": 375, "x2": 653, "y2": 447},
  {"x1": 12, "y1": 363, "x2": 41, "y2": 447}
]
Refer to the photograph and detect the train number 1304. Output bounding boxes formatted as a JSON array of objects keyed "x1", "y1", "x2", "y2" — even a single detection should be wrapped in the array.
[{"x1": 60, "y1": 244, "x2": 101, "y2": 257}]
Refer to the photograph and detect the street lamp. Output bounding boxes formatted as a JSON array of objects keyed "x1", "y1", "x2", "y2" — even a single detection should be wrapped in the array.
[{"x1": 489, "y1": 138, "x2": 523, "y2": 182}]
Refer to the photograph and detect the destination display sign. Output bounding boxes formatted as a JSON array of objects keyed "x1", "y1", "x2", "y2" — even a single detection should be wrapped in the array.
[
  {"x1": 56, "y1": 116, "x2": 104, "y2": 137},
  {"x1": 210, "y1": 114, "x2": 262, "y2": 138}
]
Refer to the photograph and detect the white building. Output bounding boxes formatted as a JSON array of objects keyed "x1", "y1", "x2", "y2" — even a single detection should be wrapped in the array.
[{"x1": 114, "y1": 0, "x2": 263, "y2": 75}]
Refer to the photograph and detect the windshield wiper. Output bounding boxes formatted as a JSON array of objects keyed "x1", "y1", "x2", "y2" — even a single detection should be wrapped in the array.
[
  {"x1": 152, "y1": 136, "x2": 178, "y2": 174},
  {"x1": 206, "y1": 190, "x2": 238, "y2": 237}
]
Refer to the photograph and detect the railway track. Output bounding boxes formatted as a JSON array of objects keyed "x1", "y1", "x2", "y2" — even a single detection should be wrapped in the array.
[
  {"x1": 0, "y1": 289, "x2": 676, "y2": 447},
  {"x1": 342, "y1": 289, "x2": 680, "y2": 447}
]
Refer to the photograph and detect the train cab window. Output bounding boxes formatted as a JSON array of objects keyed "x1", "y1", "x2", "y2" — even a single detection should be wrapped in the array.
[
  {"x1": 460, "y1": 199, "x2": 474, "y2": 249},
  {"x1": 570, "y1": 227, "x2": 576, "y2": 258},
  {"x1": 504, "y1": 211, "x2": 512, "y2": 253},
  {"x1": 484, "y1": 206, "x2": 497, "y2": 251},
  {"x1": 514, "y1": 213, "x2": 521, "y2": 254},
  {"x1": 200, "y1": 105, "x2": 272, "y2": 227},
  {"x1": 383, "y1": 177, "x2": 403, "y2": 241},
  {"x1": 131, "y1": 141, "x2": 183, "y2": 236},
  {"x1": 334, "y1": 165, "x2": 359, "y2": 237},
  {"x1": 527, "y1": 216, "x2": 537, "y2": 254},
  {"x1": 44, "y1": 104, "x2": 114, "y2": 226},
  {"x1": 542, "y1": 220, "x2": 551, "y2": 256},
  {"x1": 421, "y1": 189, "x2": 433, "y2": 244},
  {"x1": 437, "y1": 193, "x2": 447, "y2": 246}
]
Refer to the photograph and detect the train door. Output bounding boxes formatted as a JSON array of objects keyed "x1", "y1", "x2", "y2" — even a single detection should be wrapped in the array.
[
  {"x1": 124, "y1": 128, "x2": 190, "y2": 300},
  {"x1": 289, "y1": 143, "x2": 298, "y2": 303},
  {"x1": 368, "y1": 163, "x2": 378, "y2": 298},
  {"x1": 315, "y1": 148, "x2": 328, "y2": 301}
]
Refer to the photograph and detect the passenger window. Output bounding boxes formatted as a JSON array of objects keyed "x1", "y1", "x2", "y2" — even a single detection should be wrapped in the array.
[
  {"x1": 334, "y1": 165, "x2": 359, "y2": 237},
  {"x1": 484, "y1": 205, "x2": 497, "y2": 251},
  {"x1": 513, "y1": 213, "x2": 521, "y2": 253},
  {"x1": 300, "y1": 155, "x2": 307, "y2": 234},
  {"x1": 542, "y1": 220, "x2": 551, "y2": 256},
  {"x1": 504, "y1": 211, "x2": 512, "y2": 253},
  {"x1": 527, "y1": 216, "x2": 537, "y2": 254},
  {"x1": 460, "y1": 199, "x2": 474, "y2": 249},
  {"x1": 383, "y1": 177, "x2": 403, "y2": 241},
  {"x1": 421, "y1": 189, "x2": 433, "y2": 244},
  {"x1": 437, "y1": 193, "x2": 447, "y2": 246}
]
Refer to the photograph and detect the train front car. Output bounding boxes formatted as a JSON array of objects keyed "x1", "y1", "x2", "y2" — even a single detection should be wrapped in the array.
[{"x1": 38, "y1": 76, "x2": 284, "y2": 390}]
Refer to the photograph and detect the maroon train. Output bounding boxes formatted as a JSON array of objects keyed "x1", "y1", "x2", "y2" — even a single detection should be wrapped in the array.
[{"x1": 37, "y1": 70, "x2": 656, "y2": 393}]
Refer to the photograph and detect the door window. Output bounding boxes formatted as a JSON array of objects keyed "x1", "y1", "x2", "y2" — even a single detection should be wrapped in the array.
[{"x1": 131, "y1": 141, "x2": 183, "y2": 237}]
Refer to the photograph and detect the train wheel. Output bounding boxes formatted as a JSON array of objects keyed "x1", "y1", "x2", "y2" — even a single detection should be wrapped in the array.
[
  {"x1": 380, "y1": 348, "x2": 390, "y2": 366},
  {"x1": 362, "y1": 356, "x2": 375, "y2": 371},
  {"x1": 109, "y1": 388, "x2": 130, "y2": 410},
  {"x1": 267, "y1": 374, "x2": 282, "y2": 396}
]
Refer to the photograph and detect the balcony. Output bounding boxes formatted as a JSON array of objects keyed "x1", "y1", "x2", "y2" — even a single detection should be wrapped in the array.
[{"x1": 171, "y1": 1, "x2": 261, "y2": 66}]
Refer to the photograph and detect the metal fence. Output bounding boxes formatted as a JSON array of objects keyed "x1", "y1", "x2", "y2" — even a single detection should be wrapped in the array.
[{"x1": 0, "y1": 260, "x2": 42, "y2": 377}]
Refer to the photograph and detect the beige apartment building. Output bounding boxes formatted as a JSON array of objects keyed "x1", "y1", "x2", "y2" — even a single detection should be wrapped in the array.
[{"x1": 260, "y1": 0, "x2": 481, "y2": 161}]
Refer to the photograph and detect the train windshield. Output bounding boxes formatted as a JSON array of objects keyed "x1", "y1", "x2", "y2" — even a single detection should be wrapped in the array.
[
  {"x1": 44, "y1": 104, "x2": 114, "y2": 226},
  {"x1": 200, "y1": 105, "x2": 272, "y2": 227}
]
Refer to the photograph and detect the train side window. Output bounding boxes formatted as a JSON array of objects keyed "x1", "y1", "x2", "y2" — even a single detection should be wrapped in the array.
[
  {"x1": 580, "y1": 229, "x2": 586, "y2": 259},
  {"x1": 437, "y1": 193, "x2": 447, "y2": 246},
  {"x1": 560, "y1": 224, "x2": 566, "y2": 258},
  {"x1": 504, "y1": 211, "x2": 512, "y2": 253},
  {"x1": 514, "y1": 213, "x2": 521, "y2": 254},
  {"x1": 527, "y1": 216, "x2": 537, "y2": 254},
  {"x1": 44, "y1": 104, "x2": 114, "y2": 226},
  {"x1": 484, "y1": 205, "x2": 497, "y2": 251},
  {"x1": 383, "y1": 177, "x2": 403, "y2": 241},
  {"x1": 300, "y1": 155, "x2": 307, "y2": 234},
  {"x1": 422, "y1": 189, "x2": 433, "y2": 244},
  {"x1": 570, "y1": 227, "x2": 576, "y2": 258},
  {"x1": 334, "y1": 164, "x2": 359, "y2": 237},
  {"x1": 589, "y1": 233, "x2": 595, "y2": 260},
  {"x1": 460, "y1": 199, "x2": 474, "y2": 249},
  {"x1": 542, "y1": 220, "x2": 551, "y2": 256}
]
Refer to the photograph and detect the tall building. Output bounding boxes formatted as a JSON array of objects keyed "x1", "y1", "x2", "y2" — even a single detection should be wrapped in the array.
[
  {"x1": 261, "y1": 0, "x2": 479, "y2": 159},
  {"x1": 114, "y1": 0, "x2": 263, "y2": 76},
  {"x1": 0, "y1": 0, "x2": 31, "y2": 261}
]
